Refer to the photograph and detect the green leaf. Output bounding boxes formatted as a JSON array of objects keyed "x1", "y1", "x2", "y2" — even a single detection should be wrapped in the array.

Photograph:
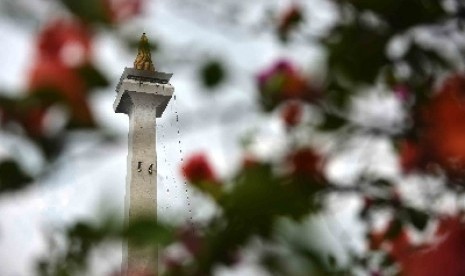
[
  {"x1": 318, "y1": 112, "x2": 347, "y2": 131},
  {"x1": 347, "y1": 0, "x2": 446, "y2": 31},
  {"x1": 124, "y1": 218, "x2": 173, "y2": 246},
  {"x1": 76, "y1": 64, "x2": 109, "y2": 90},
  {"x1": 405, "y1": 207, "x2": 429, "y2": 231},
  {"x1": 324, "y1": 21, "x2": 390, "y2": 85},
  {"x1": 328, "y1": 254, "x2": 337, "y2": 267},
  {"x1": 380, "y1": 253, "x2": 395, "y2": 268},
  {"x1": 324, "y1": 77, "x2": 353, "y2": 108},
  {"x1": 200, "y1": 60, "x2": 226, "y2": 89},
  {"x1": 60, "y1": 0, "x2": 109, "y2": 24},
  {"x1": 0, "y1": 159, "x2": 33, "y2": 193},
  {"x1": 33, "y1": 136, "x2": 65, "y2": 161}
]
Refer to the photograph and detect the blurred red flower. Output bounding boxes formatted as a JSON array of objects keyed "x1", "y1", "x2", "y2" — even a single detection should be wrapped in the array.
[
  {"x1": 28, "y1": 55, "x2": 95, "y2": 129},
  {"x1": 400, "y1": 216, "x2": 465, "y2": 276},
  {"x1": 281, "y1": 101, "x2": 303, "y2": 128},
  {"x1": 286, "y1": 148, "x2": 323, "y2": 181},
  {"x1": 401, "y1": 75, "x2": 465, "y2": 180},
  {"x1": 421, "y1": 74, "x2": 465, "y2": 179},
  {"x1": 103, "y1": 0, "x2": 143, "y2": 23},
  {"x1": 257, "y1": 60, "x2": 317, "y2": 111},
  {"x1": 37, "y1": 20, "x2": 92, "y2": 67},
  {"x1": 369, "y1": 216, "x2": 465, "y2": 276},
  {"x1": 25, "y1": 19, "x2": 96, "y2": 134},
  {"x1": 182, "y1": 153, "x2": 216, "y2": 183}
]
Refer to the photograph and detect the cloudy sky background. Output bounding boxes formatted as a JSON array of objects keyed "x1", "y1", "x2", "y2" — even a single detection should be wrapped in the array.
[{"x1": 0, "y1": 0, "x2": 402, "y2": 275}]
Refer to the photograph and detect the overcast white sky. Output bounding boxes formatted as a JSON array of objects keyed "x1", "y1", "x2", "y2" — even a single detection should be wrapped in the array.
[{"x1": 0, "y1": 1, "x2": 403, "y2": 275}]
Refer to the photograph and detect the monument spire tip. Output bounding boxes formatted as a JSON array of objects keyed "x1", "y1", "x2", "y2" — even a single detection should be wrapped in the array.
[{"x1": 134, "y1": 33, "x2": 155, "y2": 71}]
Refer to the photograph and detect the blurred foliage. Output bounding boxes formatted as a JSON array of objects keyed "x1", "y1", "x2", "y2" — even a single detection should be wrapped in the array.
[
  {"x1": 0, "y1": 159, "x2": 32, "y2": 193},
  {"x1": 61, "y1": 0, "x2": 110, "y2": 25},
  {"x1": 37, "y1": 217, "x2": 173, "y2": 276},
  {"x1": 199, "y1": 60, "x2": 226, "y2": 89},
  {"x1": 0, "y1": 0, "x2": 465, "y2": 275},
  {"x1": 324, "y1": 21, "x2": 390, "y2": 85},
  {"x1": 76, "y1": 64, "x2": 110, "y2": 91},
  {"x1": 344, "y1": 0, "x2": 446, "y2": 31}
]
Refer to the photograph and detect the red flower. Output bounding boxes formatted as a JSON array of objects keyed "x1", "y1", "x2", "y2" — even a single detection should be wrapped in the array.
[
  {"x1": 281, "y1": 101, "x2": 303, "y2": 127},
  {"x1": 103, "y1": 0, "x2": 143, "y2": 23},
  {"x1": 257, "y1": 60, "x2": 317, "y2": 111},
  {"x1": 398, "y1": 216, "x2": 465, "y2": 276},
  {"x1": 26, "y1": 19, "x2": 96, "y2": 132},
  {"x1": 402, "y1": 74, "x2": 465, "y2": 180},
  {"x1": 398, "y1": 74, "x2": 465, "y2": 181},
  {"x1": 182, "y1": 154, "x2": 216, "y2": 183},
  {"x1": 286, "y1": 148, "x2": 323, "y2": 180},
  {"x1": 36, "y1": 20, "x2": 92, "y2": 67},
  {"x1": 369, "y1": 216, "x2": 465, "y2": 276},
  {"x1": 422, "y1": 75, "x2": 465, "y2": 179},
  {"x1": 28, "y1": 59, "x2": 95, "y2": 128}
]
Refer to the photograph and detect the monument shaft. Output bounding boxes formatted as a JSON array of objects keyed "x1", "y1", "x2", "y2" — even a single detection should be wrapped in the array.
[
  {"x1": 115, "y1": 70, "x2": 174, "y2": 274},
  {"x1": 124, "y1": 93, "x2": 158, "y2": 271}
]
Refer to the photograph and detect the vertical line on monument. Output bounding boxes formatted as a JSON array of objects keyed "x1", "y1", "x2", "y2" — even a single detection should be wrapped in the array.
[{"x1": 173, "y1": 93, "x2": 194, "y2": 228}]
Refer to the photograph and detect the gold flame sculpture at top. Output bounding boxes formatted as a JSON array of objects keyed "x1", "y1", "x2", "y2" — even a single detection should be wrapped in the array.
[{"x1": 133, "y1": 33, "x2": 155, "y2": 71}]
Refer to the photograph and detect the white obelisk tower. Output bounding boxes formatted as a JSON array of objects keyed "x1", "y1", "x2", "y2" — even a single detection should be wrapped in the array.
[{"x1": 114, "y1": 33, "x2": 174, "y2": 274}]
